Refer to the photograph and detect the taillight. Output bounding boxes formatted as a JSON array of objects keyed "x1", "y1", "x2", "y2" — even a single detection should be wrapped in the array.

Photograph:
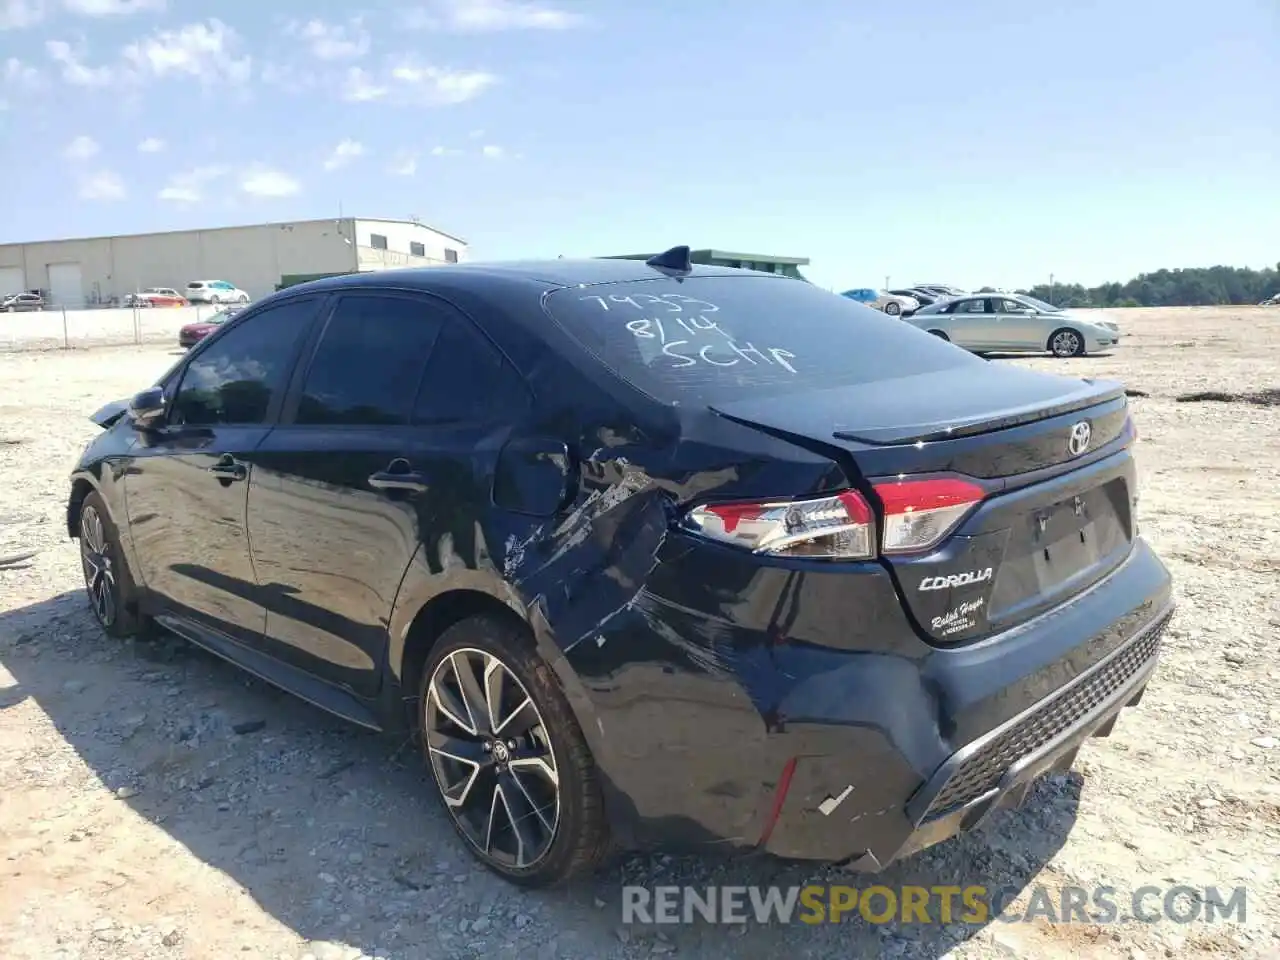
[
  {"x1": 872, "y1": 478, "x2": 985, "y2": 554},
  {"x1": 683, "y1": 478, "x2": 986, "y2": 560},
  {"x1": 684, "y1": 490, "x2": 875, "y2": 560}
]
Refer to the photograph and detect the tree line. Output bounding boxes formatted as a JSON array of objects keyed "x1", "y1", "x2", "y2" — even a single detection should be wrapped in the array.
[{"x1": 976, "y1": 263, "x2": 1279, "y2": 308}]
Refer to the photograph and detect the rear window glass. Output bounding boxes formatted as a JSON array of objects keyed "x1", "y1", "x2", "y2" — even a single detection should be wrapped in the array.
[{"x1": 542, "y1": 275, "x2": 978, "y2": 405}]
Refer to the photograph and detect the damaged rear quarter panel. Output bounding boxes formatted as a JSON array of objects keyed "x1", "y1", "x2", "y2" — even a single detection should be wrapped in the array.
[{"x1": 506, "y1": 403, "x2": 852, "y2": 849}]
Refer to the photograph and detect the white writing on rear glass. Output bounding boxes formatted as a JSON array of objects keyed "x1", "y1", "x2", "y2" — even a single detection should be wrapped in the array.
[{"x1": 578, "y1": 293, "x2": 798, "y2": 373}]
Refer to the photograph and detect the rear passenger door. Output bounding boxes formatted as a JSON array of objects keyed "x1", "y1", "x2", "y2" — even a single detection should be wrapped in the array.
[
  {"x1": 952, "y1": 297, "x2": 997, "y2": 347},
  {"x1": 246, "y1": 291, "x2": 531, "y2": 697}
]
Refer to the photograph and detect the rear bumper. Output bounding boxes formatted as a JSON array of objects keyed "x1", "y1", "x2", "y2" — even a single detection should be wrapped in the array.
[
  {"x1": 563, "y1": 533, "x2": 1172, "y2": 862},
  {"x1": 857, "y1": 605, "x2": 1165, "y2": 870}
]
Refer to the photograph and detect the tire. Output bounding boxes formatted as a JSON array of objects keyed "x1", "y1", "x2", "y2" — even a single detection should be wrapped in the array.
[
  {"x1": 928, "y1": 329, "x2": 950, "y2": 341},
  {"x1": 883, "y1": 301, "x2": 902, "y2": 316},
  {"x1": 77, "y1": 491, "x2": 151, "y2": 639},
  {"x1": 419, "y1": 614, "x2": 609, "y2": 887},
  {"x1": 209, "y1": 295, "x2": 221, "y2": 305},
  {"x1": 237, "y1": 294, "x2": 249, "y2": 303},
  {"x1": 1049, "y1": 327, "x2": 1085, "y2": 358}
]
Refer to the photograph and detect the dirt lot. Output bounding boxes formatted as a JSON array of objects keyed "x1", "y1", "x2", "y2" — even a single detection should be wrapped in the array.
[{"x1": 1, "y1": 306, "x2": 1277, "y2": 960}]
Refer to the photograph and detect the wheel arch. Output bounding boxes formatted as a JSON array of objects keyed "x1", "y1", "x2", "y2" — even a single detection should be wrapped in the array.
[
  {"x1": 1047, "y1": 325, "x2": 1085, "y2": 356},
  {"x1": 67, "y1": 475, "x2": 97, "y2": 538},
  {"x1": 384, "y1": 557, "x2": 607, "y2": 751}
]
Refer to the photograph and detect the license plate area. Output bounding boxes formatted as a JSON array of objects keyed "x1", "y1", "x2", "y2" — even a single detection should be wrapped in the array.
[
  {"x1": 985, "y1": 482, "x2": 1130, "y2": 627},
  {"x1": 1030, "y1": 494, "x2": 1102, "y2": 588}
]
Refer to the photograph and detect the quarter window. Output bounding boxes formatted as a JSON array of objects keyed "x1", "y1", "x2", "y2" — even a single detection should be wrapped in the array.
[
  {"x1": 412, "y1": 321, "x2": 529, "y2": 425},
  {"x1": 171, "y1": 299, "x2": 317, "y2": 426},
  {"x1": 296, "y1": 295, "x2": 443, "y2": 426}
]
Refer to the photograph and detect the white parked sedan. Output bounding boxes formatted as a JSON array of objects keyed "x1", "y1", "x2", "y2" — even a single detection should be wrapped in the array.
[{"x1": 905, "y1": 293, "x2": 1121, "y2": 357}]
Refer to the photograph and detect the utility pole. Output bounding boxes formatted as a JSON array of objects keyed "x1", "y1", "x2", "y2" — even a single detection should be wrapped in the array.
[
  {"x1": 1049, "y1": 273, "x2": 1055, "y2": 303},
  {"x1": 884, "y1": 275, "x2": 890, "y2": 290}
]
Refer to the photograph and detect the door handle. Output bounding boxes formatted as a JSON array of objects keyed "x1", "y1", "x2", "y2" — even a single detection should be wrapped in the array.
[
  {"x1": 368, "y1": 458, "x2": 429, "y2": 493},
  {"x1": 208, "y1": 455, "x2": 247, "y2": 482}
]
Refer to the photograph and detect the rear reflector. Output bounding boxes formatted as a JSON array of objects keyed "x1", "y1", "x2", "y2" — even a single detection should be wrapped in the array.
[
  {"x1": 684, "y1": 490, "x2": 875, "y2": 560},
  {"x1": 872, "y1": 478, "x2": 986, "y2": 554},
  {"x1": 757, "y1": 756, "x2": 798, "y2": 847}
]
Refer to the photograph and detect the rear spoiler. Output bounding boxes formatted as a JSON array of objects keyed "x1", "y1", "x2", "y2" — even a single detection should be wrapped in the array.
[
  {"x1": 90, "y1": 399, "x2": 130, "y2": 430},
  {"x1": 831, "y1": 378, "x2": 1126, "y2": 445}
]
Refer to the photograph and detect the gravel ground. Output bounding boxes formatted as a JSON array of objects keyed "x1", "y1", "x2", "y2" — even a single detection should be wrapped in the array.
[{"x1": 1, "y1": 307, "x2": 1277, "y2": 960}]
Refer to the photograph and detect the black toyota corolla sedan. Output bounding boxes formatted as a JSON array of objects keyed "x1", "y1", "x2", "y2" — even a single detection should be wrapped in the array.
[{"x1": 67, "y1": 248, "x2": 1173, "y2": 887}]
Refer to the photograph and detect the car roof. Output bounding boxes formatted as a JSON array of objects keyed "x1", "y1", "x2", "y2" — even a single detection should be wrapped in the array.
[{"x1": 289, "y1": 258, "x2": 772, "y2": 297}]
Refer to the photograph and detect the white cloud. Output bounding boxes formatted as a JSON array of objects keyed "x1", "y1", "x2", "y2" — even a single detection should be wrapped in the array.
[
  {"x1": 123, "y1": 18, "x2": 250, "y2": 85},
  {"x1": 468, "y1": 128, "x2": 484, "y2": 139},
  {"x1": 46, "y1": 39, "x2": 114, "y2": 86},
  {"x1": 286, "y1": 17, "x2": 369, "y2": 60},
  {"x1": 481, "y1": 144, "x2": 504, "y2": 159},
  {"x1": 240, "y1": 166, "x2": 300, "y2": 198},
  {"x1": 340, "y1": 66, "x2": 387, "y2": 102},
  {"x1": 323, "y1": 138, "x2": 364, "y2": 171},
  {"x1": 404, "y1": 0, "x2": 583, "y2": 32},
  {"x1": 389, "y1": 61, "x2": 497, "y2": 104},
  {"x1": 79, "y1": 169, "x2": 125, "y2": 201},
  {"x1": 137, "y1": 135, "x2": 164, "y2": 152},
  {"x1": 389, "y1": 151, "x2": 418, "y2": 176},
  {"x1": 0, "y1": 0, "x2": 45, "y2": 31},
  {"x1": 4, "y1": 56, "x2": 41, "y2": 88},
  {"x1": 62, "y1": 0, "x2": 165, "y2": 15},
  {"x1": 430, "y1": 145, "x2": 461, "y2": 157},
  {"x1": 63, "y1": 134, "x2": 99, "y2": 160},
  {"x1": 341, "y1": 61, "x2": 495, "y2": 105},
  {"x1": 157, "y1": 164, "x2": 226, "y2": 203}
]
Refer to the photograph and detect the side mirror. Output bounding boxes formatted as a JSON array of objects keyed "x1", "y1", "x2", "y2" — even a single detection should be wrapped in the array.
[{"x1": 128, "y1": 387, "x2": 166, "y2": 428}]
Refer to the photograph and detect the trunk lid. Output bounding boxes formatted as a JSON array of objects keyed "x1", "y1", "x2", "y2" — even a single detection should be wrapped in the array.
[{"x1": 710, "y1": 367, "x2": 1137, "y2": 644}]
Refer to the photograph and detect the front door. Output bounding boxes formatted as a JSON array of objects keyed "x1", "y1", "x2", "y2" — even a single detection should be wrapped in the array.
[
  {"x1": 992, "y1": 297, "x2": 1040, "y2": 349},
  {"x1": 248, "y1": 291, "x2": 533, "y2": 697},
  {"x1": 124, "y1": 296, "x2": 322, "y2": 645}
]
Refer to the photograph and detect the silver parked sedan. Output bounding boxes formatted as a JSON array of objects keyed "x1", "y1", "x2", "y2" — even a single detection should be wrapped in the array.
[{"x1": 905, "y1": 293, "x2": 1121, "y2": 357}]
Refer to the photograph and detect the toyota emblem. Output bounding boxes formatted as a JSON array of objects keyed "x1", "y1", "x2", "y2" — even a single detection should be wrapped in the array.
[{"x1": 1068, "y1": 420, "x2": 1092, "y2": 457}]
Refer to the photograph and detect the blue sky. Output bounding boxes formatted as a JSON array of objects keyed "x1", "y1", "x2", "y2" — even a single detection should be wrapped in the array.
[{"x1": 1, "y1": 0, "x2": 1276, "y2": 290}]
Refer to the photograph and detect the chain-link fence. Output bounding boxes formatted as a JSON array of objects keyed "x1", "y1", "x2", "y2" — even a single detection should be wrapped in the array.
[{"x1": 0, "y1": 302, "x2": 233, "y2": 353}]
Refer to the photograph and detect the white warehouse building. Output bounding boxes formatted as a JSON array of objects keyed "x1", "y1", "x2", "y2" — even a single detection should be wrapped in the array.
[{"x1": 0, "y1": 217, "x2": 468, "y2": 307}]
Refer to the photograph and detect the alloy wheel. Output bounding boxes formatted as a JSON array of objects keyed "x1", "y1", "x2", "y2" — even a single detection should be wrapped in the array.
[
  {"x1": 1052, "y1": 330, "x2": 1081, "y2": 357},
  {"x1": 79, "y1": 504, "x2": 117, "y2": 628},
  {"x1": 424, "y1": 647, "x2": 561, "y2": 870}
]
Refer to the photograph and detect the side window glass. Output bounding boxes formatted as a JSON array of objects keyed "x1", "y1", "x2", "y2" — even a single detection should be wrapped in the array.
[
  {"x1": 171, "y1": 299, "x2": 316, "y2": 426},
  {"x1": 412, "y1": 321, "x2": 529, "y2": 425},
  {"x1": 296, "y1": 295, "x2": 443, "y2": 425}
]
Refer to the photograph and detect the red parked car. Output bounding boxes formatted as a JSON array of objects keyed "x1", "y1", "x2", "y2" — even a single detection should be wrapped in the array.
[
  {"x1": 177, "y1": 305, "x2": 246, "y2": 348},
  {"x1": 134, "y1": 287, "x2": 189, "y2": 307}
]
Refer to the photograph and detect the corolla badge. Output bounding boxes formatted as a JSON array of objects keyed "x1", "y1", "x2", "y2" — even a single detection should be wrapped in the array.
[
  {"x1": 919, "y1": 568, "x2": 993, "y2": 591},
  {"x1": 1068, "y1": 420, "x2": 1092, "y2": 457}
]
